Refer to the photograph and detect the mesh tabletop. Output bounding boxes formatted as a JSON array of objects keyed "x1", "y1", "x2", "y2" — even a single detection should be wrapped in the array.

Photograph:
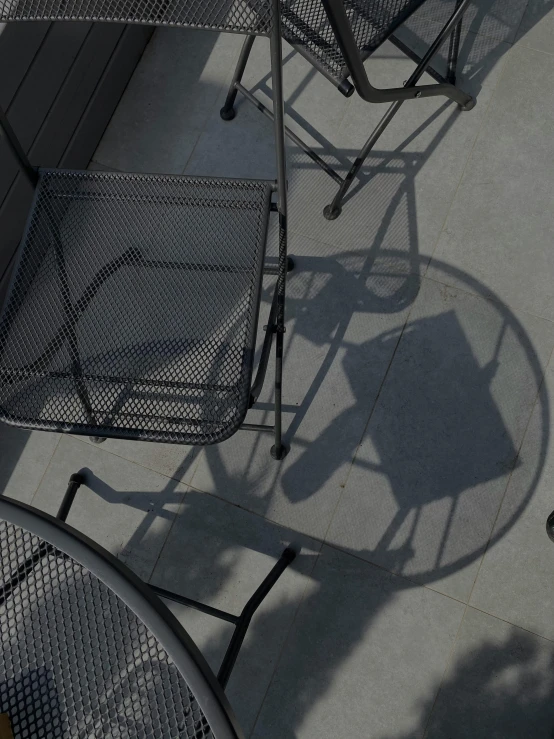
[
  {"x1": 282, "y1": 0, "x2": 427, "y2": 82},
  {"x1": 0, "y1": 518, "x2": 213, "y2": 739},
  {"x1": 0, "y1": 169, "x2": 272, "y2": 444},
  {"x1": 0, "y1": 0, "x2": 273, "y2": 33}
]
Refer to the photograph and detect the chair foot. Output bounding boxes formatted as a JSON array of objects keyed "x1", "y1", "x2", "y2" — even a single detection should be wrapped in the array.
[
  {"x1": 323, "y1": 204, "x2": 342, "y2": 221},
  {"x1": 546, "y1": 510, "x2": 554, "y2": 542},
  {"x1": 89, "y1": 436, "x2": 106, "y2": 444},
  {"x1": 270, "y1": 443, "x2": 288, "y2": 460},
  {"x1": 281, "y1": 546, "x2": 297, "y2": 563},
  {"x1": 287, "y1": 256, "x2": 295, "y2": 272},
  {"x1": 459, "y1": 95, "x2": 476, "y2": 112},
  {"x1": 220, "y1": 106, "x2": 236, "y2": 121}
]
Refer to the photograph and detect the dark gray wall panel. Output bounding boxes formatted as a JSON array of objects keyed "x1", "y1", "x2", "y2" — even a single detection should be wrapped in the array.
[
  {"x1": 0, "y1": 22, "x2": 153, "y2": 281},
  {"x1": 61, "y1": 24, "x2": 152, "y2": 167},
  {"x1": 0, "y1": 22, "x2": 51, "y2": 108}
]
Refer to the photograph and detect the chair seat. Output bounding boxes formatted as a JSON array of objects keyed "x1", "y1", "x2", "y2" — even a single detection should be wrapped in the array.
[
  {"x1": 0, "y1": 169, "x2": 272, "y2": 444},
  {"x1": 282, "y1": 0, "x2": 427, "y2": 82}
]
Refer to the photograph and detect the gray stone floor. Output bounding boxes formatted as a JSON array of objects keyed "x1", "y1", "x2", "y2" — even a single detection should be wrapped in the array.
[{"x1": 3, "y1": 0, "x2": 554, "y2": 736}]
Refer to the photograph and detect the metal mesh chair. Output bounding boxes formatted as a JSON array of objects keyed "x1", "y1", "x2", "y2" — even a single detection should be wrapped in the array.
[
  {"x1": 0, "y1": 479, "x2": 296, "y2": 738},
  {"x1": 0, "y1": 0, "x2": 273, "y2": 31},
  {"x1": 220, "y1": 0, "x2": 475, "y2": 219},
  {"x1": 0, "y1": 0, "x2": 291, "y2": 458}
]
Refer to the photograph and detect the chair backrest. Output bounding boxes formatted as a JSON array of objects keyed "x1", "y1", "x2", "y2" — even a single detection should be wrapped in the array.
[
  {"x1": 0, "y1": 495, "x2": 244, "y2": 739},
  {"x1": 0, "y1": 0, "x2": 273, "y2": 34},
  {"x1": 282, "y1": 0, "x2": 426, "y2": 85}
]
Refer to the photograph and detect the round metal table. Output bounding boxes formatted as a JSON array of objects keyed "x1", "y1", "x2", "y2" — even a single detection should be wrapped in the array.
[{"x1": 0, "y1": 496, "x2": 243, "y2": 739}]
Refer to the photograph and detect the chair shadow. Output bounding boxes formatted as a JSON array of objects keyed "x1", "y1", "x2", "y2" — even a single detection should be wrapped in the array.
[
  {"x1": 161, "y1": 4, "x2": 553, "y2": 733},
  {"x1": 70, "y1": 240, "x2": 550, "y2": 736}
]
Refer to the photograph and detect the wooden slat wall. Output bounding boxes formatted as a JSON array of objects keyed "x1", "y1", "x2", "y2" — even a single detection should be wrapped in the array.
[{"x1": 0, "y1": 21, "x2": 153, "y2": 292}]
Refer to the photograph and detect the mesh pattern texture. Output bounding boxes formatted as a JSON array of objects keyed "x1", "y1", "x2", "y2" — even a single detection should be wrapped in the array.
[
  {"x1": 0, "y1": 169, "x2": 271, "y2": 444},
  {"x1": 282, "y1": 0, "x2": 428, "y2": 81},
  {"x1": 0, "y1": 519, "x2": 213, "y2": 739},
  {"x1": 0, "y1": 0, "x2": 272, "y2": 33}
]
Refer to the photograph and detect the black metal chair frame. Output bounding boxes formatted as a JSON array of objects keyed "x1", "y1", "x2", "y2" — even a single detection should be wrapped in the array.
[
  {"x1": 0, "y1": 475, "x2": 296, "y2": 737},
  {"x1": 0, "y1": 0, "x2": 292, "y2": 460},
  {"x1": 220, "y1": 0, "x2": 475, "y2": 219}
]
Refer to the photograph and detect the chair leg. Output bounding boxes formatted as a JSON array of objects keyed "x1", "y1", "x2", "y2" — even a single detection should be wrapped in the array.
[
  {"x1": 220, "y1": 35, "x2": 256, "y2": 121},
  {"x1": 447, "y1": 0, "x2": 464, "y2": 84},
  {"x1": 217, "y1": 547, "x2": 296, "y2": 688},
  {"x1": 324, "y1": 0, "x2": 474, "y2": 221},
  {"x1": 270, "y1": 222, "x2": 288, "y2": 461},
  {"x1": 267, "y1": 0, "x2": 289, "y2": 462},
  {"x1": 271, "y1": 331, "x2": 286, "y2": 460},
  {"x1": 45, "y1": 473, "x2": 296, "y2": 691},
  {"x1": 324, "y1": 99, "x2": 403, "y2": 220},
  {"x1": 57, "y1": 473, "x2": 85, "y2": 522}
]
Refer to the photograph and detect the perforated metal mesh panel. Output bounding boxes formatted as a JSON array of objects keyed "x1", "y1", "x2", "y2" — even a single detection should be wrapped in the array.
[
  {"x1": 0, "y1": 0, "x2": 273, "y2": 32},
  {"x1": 0, "y1": 519, "x2": 213, "y2": 739},
  {"x1": 0, "y1": 169, "x2": 272, "y2": 444},
  {"x1": 282, "y1": 0, "x2": 427, "y2": 81}
]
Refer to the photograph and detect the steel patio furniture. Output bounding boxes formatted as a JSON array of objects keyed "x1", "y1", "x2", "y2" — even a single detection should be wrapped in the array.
[
  {"x1": 0, "y1": 0, "x2": 292, "y2": 460},
  {"x1": 0, "y1": 478, "x2": 296, "y2": 738},
  {"x1": 220, "y1": 0, "x2": 475, "y2": 219}
]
